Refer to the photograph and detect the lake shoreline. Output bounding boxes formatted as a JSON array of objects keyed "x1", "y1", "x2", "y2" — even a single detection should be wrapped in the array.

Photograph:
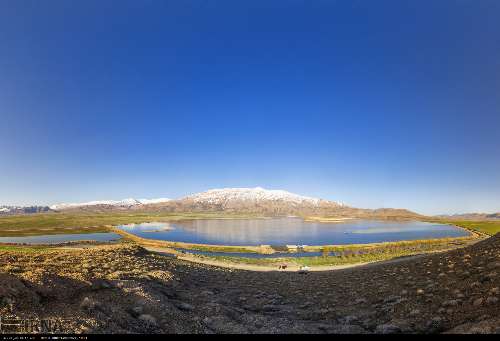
[{"x1": 110, "y1": 218, "x2": 479, "y2": 254}]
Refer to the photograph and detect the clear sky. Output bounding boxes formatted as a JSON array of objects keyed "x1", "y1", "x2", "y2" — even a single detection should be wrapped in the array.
[{"x1": 1, "y1": 0, "x2": 499, "y2": 215}]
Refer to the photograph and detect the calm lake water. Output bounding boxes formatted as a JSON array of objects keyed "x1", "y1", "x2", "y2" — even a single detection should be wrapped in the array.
[
  {"x1": 0, "y1": 232, "x2": 121, "y2": 245},
  {"x1": 118, "y1": 218, "x2": 469, "y2": 246}
]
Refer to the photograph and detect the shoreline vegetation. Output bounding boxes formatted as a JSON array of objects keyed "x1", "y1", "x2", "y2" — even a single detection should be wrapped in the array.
[
  {"x1": 168, "y1": 234, "x2": 481, "y2": 270},
  {"x1": 0, "y1": 211, "x2": 498, "y2": 270}
]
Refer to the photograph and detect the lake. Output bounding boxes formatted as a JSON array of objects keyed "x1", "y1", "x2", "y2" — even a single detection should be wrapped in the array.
[
  {"x1": 0, "y1": 232, "x2": 121, "y2": 245},
  {"x1": 118, "y1": 218, "x2": 469, "y2": 246}
]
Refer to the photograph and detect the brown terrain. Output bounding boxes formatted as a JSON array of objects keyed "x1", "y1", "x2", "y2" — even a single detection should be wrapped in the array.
[
  {"x1": 44, "y1": 202, "x2": 423, "y2": 220},
  {"x1": 436, "y1": 213, "x2": 500, "y2": 221},
  {"x1": 134, "y1": 199, "x2": 425, "y2": 220},
  {"x1": 0, "y1": 234, "x2": 499, "y2": 334}
]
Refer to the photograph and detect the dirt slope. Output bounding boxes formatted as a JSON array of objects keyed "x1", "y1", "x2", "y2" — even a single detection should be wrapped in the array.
[{"x1": 0, "y1": 235, "x2": 498, "y2": 334}]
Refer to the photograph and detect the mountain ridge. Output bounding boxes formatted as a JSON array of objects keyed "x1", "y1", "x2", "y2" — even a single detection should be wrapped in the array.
[
  {"x1": 1, "y1": 187, "x2": 424, "y2": 219},
  {"x1": 436, "y1": 212, "x2": 500, "y2": 220},
  {"x1": 49, "y1": 198, "x2": 171, "y2": 211}
]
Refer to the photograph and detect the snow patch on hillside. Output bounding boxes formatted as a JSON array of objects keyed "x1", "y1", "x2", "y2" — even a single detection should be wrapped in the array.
[{"x1": 137, "y1": 198, "x2": 171, "y2": 205}]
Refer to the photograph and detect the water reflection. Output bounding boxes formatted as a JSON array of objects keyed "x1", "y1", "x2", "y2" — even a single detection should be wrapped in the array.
[{"x1": 118, "y1": 218, "x2": 469, "y2": 246}]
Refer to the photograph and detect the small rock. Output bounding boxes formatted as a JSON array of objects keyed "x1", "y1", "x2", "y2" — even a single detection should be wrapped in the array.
[
  {"x1": 202, "y1": 317, "x2": 213, "y2": 327},
  {"x1": 80, "y1": 297, "x2": 100, "y2": 311},
  {"x1": 484, "y1": 272, "x2": 498, "y2": 281},
  {"x1": 473, "y1": 298, "x2": 484, "y2": 307},
  {"x1": 486, "y1": 296, "x2": 498, "y2": 305},
  {"x1": 177, "y1": 302, "x2": 194, "y2": 311},
  {"x1": 383, "y1": 295, "x2": 401, "y2": 304},
  {"x1": 487, "y1": 261, "x2": 500, "y2": 270},
  {"x1": 354, "y1": 298, "x2": 367, "y2": 305},
  {"x1": 138, "y1": 314, "x2": 157, "y2": 325},
  {"x1": 442, "y1": 299, "x2": 460, "y2": 307},
  {"x1": 317, "y1": 323, "x2": 331, "y2": 331},
  {"x1": 343, "y1": 315, "x2": 359, "y2": 324},
  {"x1": 409, "y1": 309, "x2": 420, "y2": 317},
  {"x1": 262, "y1": 304, "x2": 280, "y2": 312},
  {"x1": 254, "y1": 320, "x2": 264, "y2": 329},
  {"x1": 334, "y1": 324, "x2": 367, "y2": 334},
  {"x1": 375, "y1": 324, "x2": 401, "y2": 334}
]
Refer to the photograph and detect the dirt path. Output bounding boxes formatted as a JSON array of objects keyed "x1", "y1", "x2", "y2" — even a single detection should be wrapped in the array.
[{"x1": 145, "y1": 246, "x2": 436, "y2": 272}]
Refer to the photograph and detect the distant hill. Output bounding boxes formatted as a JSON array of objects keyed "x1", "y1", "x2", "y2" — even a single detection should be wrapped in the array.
[
  {"x1": 138, "y1": 187, "x2": 423, "y2": 219},
  {"x1": 0, "y1": 205, "x2": 51, "y2": 215},
  {"x1": 4, "y1": 187, "x2": 423, "y2": 219},
  {"x1": 49, "y1": 198, "x2": 171, "y2": 212},
  {"x1": 436, "y1": 212, "x2": 500, "y2": 221},
  {"x1": 143, "y1": 187, "x2": 344, "y2": 216}
]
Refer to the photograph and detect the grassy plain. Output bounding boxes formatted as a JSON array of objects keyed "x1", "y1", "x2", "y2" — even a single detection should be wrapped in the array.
[
  {"x1": 1, "y1": 212, "x2": 493, "y2": 268},
  {"x1": 0, "y1": 244, "x2": 53, "y2": 253},
  {"x1": 0, "y1": 211, "x2": 261, "y2": 237},
  {"x1": 194, "y1": 236, "x2": 477, "y2": 267},
  {"x1": 435, "y1": 220, "x2": 500, "y2": 236}
]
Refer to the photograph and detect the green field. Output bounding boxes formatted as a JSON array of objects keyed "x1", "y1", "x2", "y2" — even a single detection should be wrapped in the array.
[
  {"x1": 202, "y1": 249, "x2": 433, "y2": 267},
  {"x1": 0, "y1": 212, "x2": 262, "y2": 237},
  {"x1": 1, "y1": 212, "x2": 490, "y2": 268},
  {"x1": 0, "y1": 244, "x2": 54, "y2": 253},
  {"x1": 434, "y1": 220, "x2": 500, "y2": 236},
  {"x1": 191, "y1": 236, "x2": 475, "y2": 267}
]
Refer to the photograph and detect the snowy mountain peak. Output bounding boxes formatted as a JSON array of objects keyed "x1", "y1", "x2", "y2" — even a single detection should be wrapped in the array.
[
  {"x1": 137, "y1": 198, "x2": 172, "y2": 205},
  {"x1": 47, "y1": 188, "x2": 342, "y2": 212},
  {"x1": 50, "y1": 198, "x2": 171, "y2": 210},
  {"x1": 0, "y1": 205, "x2": 51, "y2": 215},
  {"x1": 183, "y1": 187, "x2": 341, "y2": 207}
]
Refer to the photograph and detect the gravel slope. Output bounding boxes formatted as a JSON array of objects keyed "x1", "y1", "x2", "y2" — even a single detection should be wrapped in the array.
[{"x1": 0, "y1": 234, "x2": 499, "y2": 334}]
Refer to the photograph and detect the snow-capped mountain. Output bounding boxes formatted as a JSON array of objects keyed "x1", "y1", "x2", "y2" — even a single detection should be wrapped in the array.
[
  {"x1": 50, "y1": 198, "x2": 171, "y2": 211},
  {"x1": 158, "y1": 187, "x2": 346, "y2": 215},
  {"x1": 183, "y1": 187, "x2": 341, "y2": 207},
  {"x1": 47, "y1": 188, "x2": 343, "y2": 214},
  {"x1": 137, "y1": 198, "x2": 172, "y2": 205},
  {"x1": 1, "y1": 188, "x2": 422, "y2": 218},
  {"x1": 0, "y1": 205, "x2": 51, "y2": 215}
]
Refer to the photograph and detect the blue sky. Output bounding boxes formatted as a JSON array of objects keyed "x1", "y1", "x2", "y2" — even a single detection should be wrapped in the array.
[{"x1": 1, "y1": 0, "x2": 499, "y2": 215}]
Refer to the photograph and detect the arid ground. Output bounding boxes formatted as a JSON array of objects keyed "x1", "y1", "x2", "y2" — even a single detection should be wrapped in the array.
[{"x1": 0, "y1": 234, "x2": 499, "y2": 334}]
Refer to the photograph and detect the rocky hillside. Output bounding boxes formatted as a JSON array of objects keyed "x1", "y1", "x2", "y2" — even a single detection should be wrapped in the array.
[
  {"x1": 49, "y1": 198, "x2": 171, "y2": 212},
  {"x1": 0, "y1": 234, "x2": 498, "y2": 333},
  {"x1": 11, "y1": 187, "x2": 422, "y2": 219},
  {"x1": 146, "y1": 187, "x2": 345, "y2": 216},
  {"x1": 142, "y1": 187, "x2": 423, "y2": 219},
  {"x1": 436, "y1": 213, "x2": 500, "y2": 221},
  {"x1": 0, "y1": 206, "x2": 51, "y2": 216}
]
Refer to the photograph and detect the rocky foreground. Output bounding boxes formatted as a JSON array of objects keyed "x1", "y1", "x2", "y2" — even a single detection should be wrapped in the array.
[{"x1": 0, "y1": 235, "x2": 499, "y2": 334}]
